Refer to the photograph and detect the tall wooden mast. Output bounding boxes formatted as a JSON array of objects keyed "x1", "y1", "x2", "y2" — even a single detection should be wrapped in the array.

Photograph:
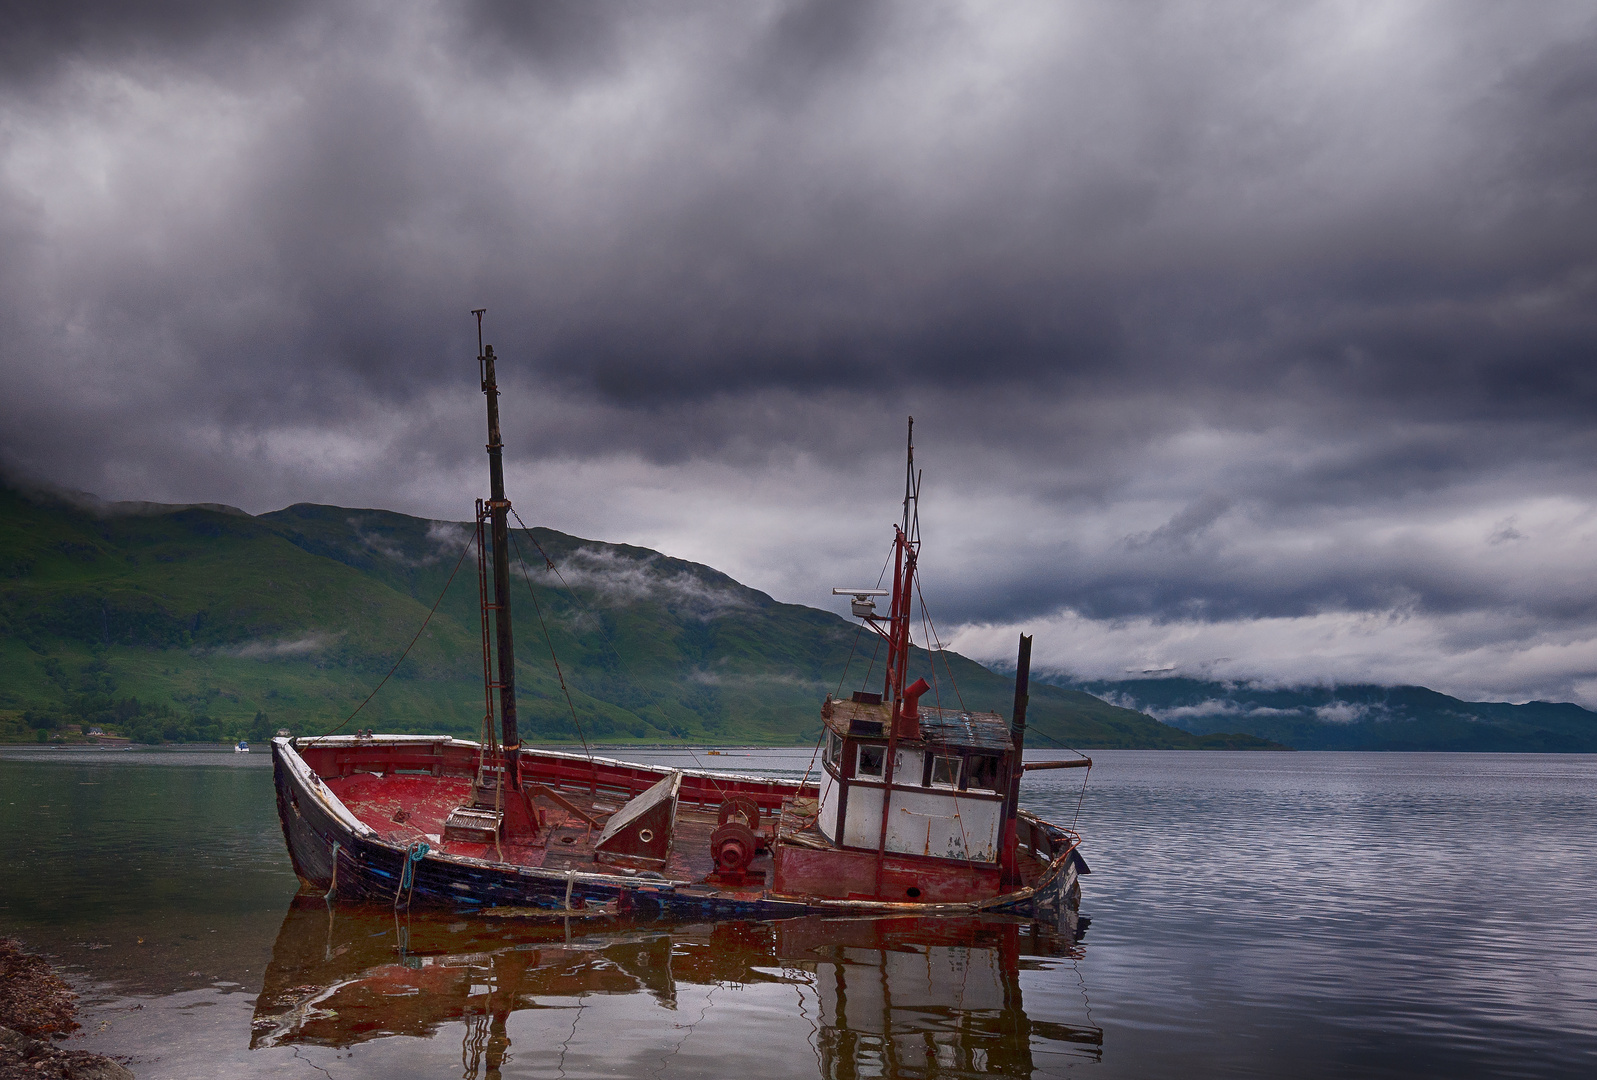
[
  {"x1": 475, "y1": 310, "x2": 520, "y2": 786},
  {"x1": 874, "y1": 417, "x2": 921, "y2": 889},
  {"x1": 882, "y1": 418, "x2": 918, "y2": 716}
]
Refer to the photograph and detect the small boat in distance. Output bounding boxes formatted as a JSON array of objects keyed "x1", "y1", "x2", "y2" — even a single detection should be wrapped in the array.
[
  {"x1": 271, "y1": 315, "x2": 1090, "y2": 922},
  {"x1": 235, "y1": 740, "x2": 250, "y2": 753}
]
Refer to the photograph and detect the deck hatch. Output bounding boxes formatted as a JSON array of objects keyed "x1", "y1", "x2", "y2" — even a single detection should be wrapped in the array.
[{"x1": 595, "y1": 770, "x2": 681, "y2": 868}]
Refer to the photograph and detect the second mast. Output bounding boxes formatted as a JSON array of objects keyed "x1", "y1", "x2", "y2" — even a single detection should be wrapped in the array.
[{"x1": 476, "y1": 310, "x2": 520, "y2": 781}]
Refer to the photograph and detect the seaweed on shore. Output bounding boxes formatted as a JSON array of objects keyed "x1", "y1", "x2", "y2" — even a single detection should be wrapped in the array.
[
  {"x1": 0, "y1": 939, "x2": 77, "y2": 1038},
  {"x1": 0, "y1": 938, "x2": 133, "y2": 1079}
]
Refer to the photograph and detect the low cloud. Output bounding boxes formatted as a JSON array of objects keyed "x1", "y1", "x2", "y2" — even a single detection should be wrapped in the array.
[
  {"x1": 219, "y1": 633, "x2": 335, "y2": 659},
  {"x1": 552, "y1": 546, "x2": 753, "y2": 620},
  {"x1": 1313, "y1": 701, "x2": 1374, "y2": 724},
  {"x1": 1152, "y1": 699, "x2": 1306, "y2": 722},
  {"x1": 687, "y1": 669, "x2": 829, "y2": 690},
  {"x1": 344, "y1": 515, "x2": 470, "y2": 568},
  {"x1": 951, "y1": 607, "x2": 1597, "y2": 709}
]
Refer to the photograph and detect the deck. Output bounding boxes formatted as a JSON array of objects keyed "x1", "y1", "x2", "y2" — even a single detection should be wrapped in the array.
[
  {"x1": 322, "y1": 770, "x2": 777, "y2": 889},
  {"x1": 300, "y1": 738, "x2": 807, "y2": 900},
  {"x1": 283, "y1": 736, "x2": 1075, "y2": 914}
]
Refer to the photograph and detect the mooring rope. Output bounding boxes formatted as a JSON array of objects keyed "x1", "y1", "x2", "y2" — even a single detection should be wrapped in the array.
[
  {"x1": 394, "y1": 839, "x2": 430, "y2": 909},
  {"x1": 324, "y1": 840, "x2": 340, "y2": 902}
]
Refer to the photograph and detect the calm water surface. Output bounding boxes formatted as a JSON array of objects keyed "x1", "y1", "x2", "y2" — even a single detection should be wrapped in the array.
[{"x1": 2, "y1": 747, "x2": 1595, "y2": 1078}]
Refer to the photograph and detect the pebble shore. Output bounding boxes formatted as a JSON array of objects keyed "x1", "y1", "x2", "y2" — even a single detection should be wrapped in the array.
[{"x1": 0, "y1": 939, "x2": 133, "y2": 1080}]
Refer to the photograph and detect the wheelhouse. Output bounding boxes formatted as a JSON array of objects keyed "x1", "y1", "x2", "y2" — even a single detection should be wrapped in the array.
[{"x1": 816, "y1": 693, "x2": 1016, "y2": 864}]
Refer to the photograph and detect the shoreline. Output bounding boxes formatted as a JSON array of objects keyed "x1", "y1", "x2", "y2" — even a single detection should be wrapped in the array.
[{"x1": 0, "y1": 938, "x2": 134, "y2": 1080}]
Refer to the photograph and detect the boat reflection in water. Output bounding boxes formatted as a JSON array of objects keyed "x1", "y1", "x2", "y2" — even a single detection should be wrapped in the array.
[{"x1": 252, "y1": 898, "x2": 1101, "y2": 1078}]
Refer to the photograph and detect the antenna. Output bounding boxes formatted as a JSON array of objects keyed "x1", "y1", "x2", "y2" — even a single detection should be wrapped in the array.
[
  {"x1": 833, "y1": 586, "x2": 889, "y2": 620},
  {"x1": 902, "y1": 416, "x2": 915, "y2": 537},
  {"x1": 472, "y1": 308, "x2": 487, "y2": 383}
]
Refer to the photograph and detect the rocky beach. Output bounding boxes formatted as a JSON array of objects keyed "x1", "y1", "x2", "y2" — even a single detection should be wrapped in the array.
[{"x1": 0, "y1": 939, "x2": 132, "y2": 1080}]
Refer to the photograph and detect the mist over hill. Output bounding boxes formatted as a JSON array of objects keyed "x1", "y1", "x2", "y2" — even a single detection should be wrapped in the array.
[
  {"x1": 1052, "y1": 677, "x2": 1597, "y2": 752},
  {"x1": 0, "y1": 483, "x2": 1275, "y2": 749}
]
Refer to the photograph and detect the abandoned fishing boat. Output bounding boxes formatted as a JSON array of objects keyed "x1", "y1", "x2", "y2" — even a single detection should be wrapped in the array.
[{"x1": 271, "y1": 317, "x2": 1091, "y2": 922}]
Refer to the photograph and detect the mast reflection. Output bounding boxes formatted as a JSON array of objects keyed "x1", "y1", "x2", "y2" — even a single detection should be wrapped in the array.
[{"x1": 251, "y1": 897, "x2": 1101, "y2": 1077}]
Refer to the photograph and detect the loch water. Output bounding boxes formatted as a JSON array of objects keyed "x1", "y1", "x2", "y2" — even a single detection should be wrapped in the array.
[{"x1": 2, "y1": 747, "x2": 1595, "y2": 1079}]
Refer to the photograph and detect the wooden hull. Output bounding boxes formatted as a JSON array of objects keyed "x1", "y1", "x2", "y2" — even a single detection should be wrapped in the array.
[{"x1": 272, "y1": 736, "x2": 1085, "y2": 921}]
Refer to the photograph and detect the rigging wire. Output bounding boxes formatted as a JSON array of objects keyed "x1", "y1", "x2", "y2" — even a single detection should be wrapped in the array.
[
  {"x1": 831, "y1": 623, "x2": 865, "y2": 701},
  {"x1": 1013, "y1": 716, "x2": 1094, "y2": 830},
  {"x1": 508, "y1": 508, "x2": 590, "y2": 614},
  {"x1": 1072, "y1": 762, "x2": 1092, "y2": 832},
  {"x1": 508, "y1": 507, "x2": 725, "y2": 790},
  {"x1": 832, "y1": 539, "x2": 895, "y2": 696},
  {"x1": 853, "y1": 540, "x2": 897, "y2": 692},
  {"x1": 319, "y1": 528, "x2": 475, "y2": 738},
  {"x1": 912, "y1": 574, "x2": 964, "y2": 711},
  {"x1": 857, "y1": 633, "x2": 883, "y2": 692},
  {"x1": 797, "y1": 731, "x2": 825, "y2": 791},
  {"x1": 1024, "y1": 721, "x2": 1089, "y2": 757},
  {"x1": 918, "y1": 597, "x2": 943, "y2": 711},
  {"x1": 508, "y1": 530, "x2": 593, "y2": 763}
]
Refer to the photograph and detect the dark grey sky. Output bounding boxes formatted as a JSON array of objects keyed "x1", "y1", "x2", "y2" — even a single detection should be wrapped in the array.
[{"x1": 4, "y1": 1, "x2": 1597, "y2": 702}]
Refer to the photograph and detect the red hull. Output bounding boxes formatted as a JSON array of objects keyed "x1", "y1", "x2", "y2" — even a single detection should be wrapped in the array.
[{"x1": 274, "y1": 735, "x2": 1086, "y2": 920}]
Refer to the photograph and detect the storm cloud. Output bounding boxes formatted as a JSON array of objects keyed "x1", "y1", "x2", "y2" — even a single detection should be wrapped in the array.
[{"x1": 3, "y1": 1, "x2": 1597, "y2": 702}]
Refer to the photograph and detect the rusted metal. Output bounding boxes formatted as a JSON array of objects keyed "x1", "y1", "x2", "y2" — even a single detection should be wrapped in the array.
[
  {"x1": 825, "y1": 697, "x2": 1013, "y2": 750},
  {"x1": 716, "y1": 795, "x2": 760, "y2": 829},
  {"x1": 1024, "y1": 758, "x2": 1093, "y2": 771},
  {"x1": 594, "y1": 771, "x2": 680, "y2": 868},
  {"x1": 709, "y1": 820, "x2": 758, "y2": 873},
  {"x1": 706, "y1": 794, "x2": 766, "y2": 880}
]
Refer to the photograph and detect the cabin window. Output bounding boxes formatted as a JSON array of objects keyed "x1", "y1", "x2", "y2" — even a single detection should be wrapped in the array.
[
  {"x1": 967, "y1": 754, "x2": 1001, "y2": 792},
  {"x1": 929, "y1": 755, "x2": 960, "y2": 789},
  {"x1": 826, "y1": 731, "x2": 843, "y2": 770},
  {"x1": 856, "y1": 744, "x2": 886, "y2": 778}
]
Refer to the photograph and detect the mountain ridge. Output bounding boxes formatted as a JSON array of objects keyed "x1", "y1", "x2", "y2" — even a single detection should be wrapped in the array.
[
  {"x1": 0, "y1": 483, "x2": 1276, "y2": 749},
  {"x1": 1049, "y1": 676, "x2": 1597, "y2": 752}
]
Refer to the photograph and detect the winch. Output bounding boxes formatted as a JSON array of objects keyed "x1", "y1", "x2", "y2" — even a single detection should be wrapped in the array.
[{"x1": 708, "y1": 796, "x2": 766, "y2": 882}]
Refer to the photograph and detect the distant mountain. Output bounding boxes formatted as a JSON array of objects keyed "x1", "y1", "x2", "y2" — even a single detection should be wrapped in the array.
[
  {"x1": 1050, "y1": 676, "x2": 1597, "y2": 752},
  {"x1": 0, "y1": 484, "x2": 1272, "y2": 749}
]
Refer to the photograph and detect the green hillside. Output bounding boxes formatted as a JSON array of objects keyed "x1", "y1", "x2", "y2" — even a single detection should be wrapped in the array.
[
  {"x1": 1059, "y1": 676, "x2": 1597, "y2": 752},
  {"x1": 0, "y1": 483, "x2": 1270, "y2": 749}
]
